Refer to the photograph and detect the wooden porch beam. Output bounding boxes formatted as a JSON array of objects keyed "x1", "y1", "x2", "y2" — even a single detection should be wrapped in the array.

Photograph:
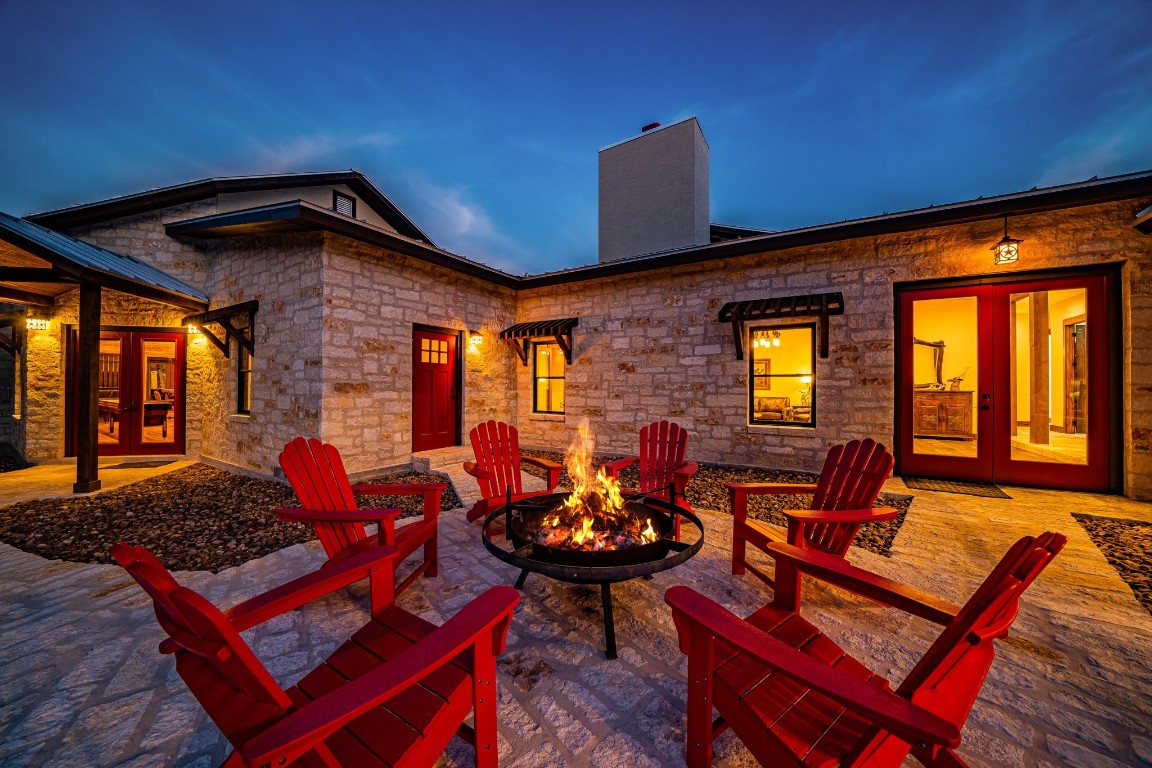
[
  {"x1": 74, "y1": 282, "x2": 101, "y2": 494},
  {"x1": 0, "y1": 267, "x2": 77, "y2": 282},
  {"x1": 0, "y1": 286, "x2": 54, "y2": 307}
]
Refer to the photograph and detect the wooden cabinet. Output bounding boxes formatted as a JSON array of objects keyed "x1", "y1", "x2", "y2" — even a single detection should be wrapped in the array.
[{"x1": 913, "y1": 390, "x2": 974, "y2": 439}]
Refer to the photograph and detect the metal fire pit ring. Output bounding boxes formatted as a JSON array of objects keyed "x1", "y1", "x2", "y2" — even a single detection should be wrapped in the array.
[{"x1": 481, "y1": 492, "x2": 705, "y2": 659}]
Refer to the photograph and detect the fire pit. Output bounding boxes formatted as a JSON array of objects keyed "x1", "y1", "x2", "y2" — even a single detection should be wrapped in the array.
[
  {"x1": 482, "y1": 492, "x2": 703, "y2": 659},
  {"x1": 480, "y1": 422, "x2": 704, "y2": 659}
]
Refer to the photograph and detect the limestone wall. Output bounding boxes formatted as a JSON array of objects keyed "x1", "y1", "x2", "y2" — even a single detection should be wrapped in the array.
[
  {"x1": 320, "y1": 235, "x2": 517, "y2": 474},
  {"x1": 515, "y1": 198, "x2": 1152, "y2": 498}
]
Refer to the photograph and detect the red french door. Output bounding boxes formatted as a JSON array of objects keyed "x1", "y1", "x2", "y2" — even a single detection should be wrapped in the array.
[
  {"x1": 412, "y1": 328, "x2": 460, "y2": 452},
  {"x1": 898, "y1": 273, "x2": 1113, "y2": 491},
  {"x1": 83, "y1": 330, "x2": 186, "y2": 456}
]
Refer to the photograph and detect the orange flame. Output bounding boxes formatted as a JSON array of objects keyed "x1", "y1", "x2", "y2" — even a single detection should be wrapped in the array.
[{"x1": 532, "y1": 420, "x2": 659, "y2": 551}]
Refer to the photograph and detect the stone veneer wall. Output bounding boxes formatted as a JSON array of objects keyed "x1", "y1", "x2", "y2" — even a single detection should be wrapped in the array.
[
  {"x1": 320, "y1": 235, "x2": 517, "y2": 474},
  {"x1": 514, "y1": 198, "x2": 1152, "y2": 499}
]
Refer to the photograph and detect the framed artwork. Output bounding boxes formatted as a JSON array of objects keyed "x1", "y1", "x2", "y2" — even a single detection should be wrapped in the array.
[{"x1": 753, "y1": 360, "x2": 770, "y2": 376}]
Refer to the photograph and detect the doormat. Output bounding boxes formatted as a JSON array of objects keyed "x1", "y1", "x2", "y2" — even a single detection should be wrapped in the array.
[
  {"x1": 901, "y1": 477, "x2": 1011, "y2": 499},
  {"x1": 103, "y1": 460, "x2": 176, "y2": 470}
]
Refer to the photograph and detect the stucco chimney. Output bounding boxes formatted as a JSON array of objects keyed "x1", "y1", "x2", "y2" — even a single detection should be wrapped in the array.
[{"x1": 598, "y1": 116, "x2": 709, "y2": 263}]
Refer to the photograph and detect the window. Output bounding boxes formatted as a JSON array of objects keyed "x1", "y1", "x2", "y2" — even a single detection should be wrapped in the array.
[
  {"x1": 749, "y1": 324, "x2": 815, "y2": 425},
  {"x1": 236, "y1": 331, "x2": 252, "y2": 415},
  {"x1": 333, "y1": 191, "x2": 356, "y2": 218},
  {"x1": 533, "y1": 341, "x2": 565, "y2": 413}
]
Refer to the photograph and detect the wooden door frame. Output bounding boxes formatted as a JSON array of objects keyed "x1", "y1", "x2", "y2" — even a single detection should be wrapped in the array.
[
  {"x1": 65, "y1": 325, "x2": 188, "y2": 457},
  {"x1": 412, "y1": 324, "x2": 464, "y2": 449},
  {"x1": 893, "y1": 263, "x2": 1122, "y2": 492}
]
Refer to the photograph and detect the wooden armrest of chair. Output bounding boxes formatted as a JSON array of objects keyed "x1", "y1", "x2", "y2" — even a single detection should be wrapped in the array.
[
  {"x1": 241, "y1": 586, "x2": 521, "y2": 768},
  {"x1": 521, "y1": 455, "x2": 561, "y2": 471},
  {"x1": 664, "y1": 586, "x2": 960, "y2": 749},
  {"x1": 275, "y1": 507, "x2": 403, "y2": 524},
  {"x1": 602, "y1": 456, "x2": 638, "y2": 476},
  {"x1": 726, "y1": 482, "x2": 820, "y2": 495},
  {"x1": 765, "y1": 542, "x2": 960, "y2": 625},
  {"x1": 463, "y1": 461, "x2": 490, "y2": 480},
  {"x1": 781, "y1": 507, "x2": 900, "y2": 524},
  {"x1": 351, "y1": 482, "x2": 447, "y2": 495},
  {"x1": 673, "y1": 461, "x2": 699, "y2": 480},
  {"x1": 521, "y1": 455, "x2": 562, "y2": 490},
  {"x1": 225, "y1": 547, "x2": 401, "y2": 632},
  {"x1": 276, "y1": 507, "x2": 402, "y2": 545}
]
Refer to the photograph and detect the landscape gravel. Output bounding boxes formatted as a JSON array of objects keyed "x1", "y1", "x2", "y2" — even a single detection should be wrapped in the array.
[
  {"x1": 1073, "y1": 513, "x2": 1152, "y2": 616},
  {"x1": 0, "y1": 463, "x2": 460, "y2": 572},
  {"x1": 521, "y1": 449, "x2": 911, "y2": 556}
]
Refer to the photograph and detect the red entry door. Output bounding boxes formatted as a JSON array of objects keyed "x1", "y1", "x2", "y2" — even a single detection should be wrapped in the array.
[
  {"x1": 412, "y1": 329, "x2": 459, "y2": 452},
  {"x1": 90, "y1": 330, "x2": 186, "y2": 456},
  {"x1": 898, "y1": 274, "x2": 1112, "y2": 491}
]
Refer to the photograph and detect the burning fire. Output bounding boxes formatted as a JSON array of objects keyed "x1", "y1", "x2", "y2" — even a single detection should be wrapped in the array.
[{"x1": 532, "y1": 421, "x2": 659, "y2": 551}]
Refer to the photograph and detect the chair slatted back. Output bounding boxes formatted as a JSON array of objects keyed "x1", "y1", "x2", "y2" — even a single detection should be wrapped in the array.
[
  {"x1": 111, "y1": 544, "x2": 293, "y2": 749},
  {"x1": 846, "y1": 532, "x2": 1066, "y2": 766},
  {"x1": 279, "y1": 437, "x2": 367, "y2": 560},
  {"x1": 469, "y1": 420, "x2": 524, "y2": 499},
  {"x1": 805, "y1": 439, "x2": 895, "y2": 555},
  {"x1": 638, "y1": 420, "x2": 689, "y2": 493}
]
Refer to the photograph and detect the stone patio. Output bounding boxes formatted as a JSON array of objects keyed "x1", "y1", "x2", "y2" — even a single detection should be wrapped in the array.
[{"x1": 1, "y1": 453, "x2": 1151, "y2": 767}]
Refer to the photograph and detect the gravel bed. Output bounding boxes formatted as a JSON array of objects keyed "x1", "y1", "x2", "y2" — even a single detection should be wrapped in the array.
[
  {"x1": 0, "y1": 463, "x2": 460, "y2": 573},
  {"x1": 1073, "y1": 513, "x2": 1152, "y2": 616},
  {"x1": 521, "y1": 450, "x2": 911, "y2": 557}
]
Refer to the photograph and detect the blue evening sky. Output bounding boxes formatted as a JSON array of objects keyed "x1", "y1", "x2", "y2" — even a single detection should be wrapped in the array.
[{"x1": 1, "y1": 1, "x2": 1149, "y2": 274}]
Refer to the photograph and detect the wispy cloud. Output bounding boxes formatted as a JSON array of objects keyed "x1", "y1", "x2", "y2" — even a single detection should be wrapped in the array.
[
  {"x1": 402, "y1": 175, "x2": 534, "y2": 274},
  {"x1": 1038, "y1": 100, "x2": 1152, "y2": 184},
  {"x1": 237, "y1": 132, "x2": 397, "y2": 174}
]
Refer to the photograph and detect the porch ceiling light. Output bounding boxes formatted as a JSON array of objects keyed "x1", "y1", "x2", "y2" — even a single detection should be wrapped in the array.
[{"x1": 992, "y1": 216, "x2": 1021, "y2": 265}]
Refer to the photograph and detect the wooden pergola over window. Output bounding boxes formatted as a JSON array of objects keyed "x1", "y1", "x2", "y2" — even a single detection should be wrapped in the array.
[
  {"x1": 0, "y1": 211, "x2": 208, "y2": 494},
  {"x1": 500, "y1": 318, "x2": 578, "y2": 365},
  {"x1": 718, "y1": 292, "x2": 844, "y2": 360}
]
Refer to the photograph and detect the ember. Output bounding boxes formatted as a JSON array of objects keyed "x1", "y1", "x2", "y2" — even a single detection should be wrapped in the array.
[{"x1": 530, "y1": 421, "x2": 659, "y2": 552}]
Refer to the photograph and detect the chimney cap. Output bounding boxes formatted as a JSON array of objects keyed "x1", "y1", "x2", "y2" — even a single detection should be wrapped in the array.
[{"x1": 641, "y1": 122, "x2": 661, "y2": 132}]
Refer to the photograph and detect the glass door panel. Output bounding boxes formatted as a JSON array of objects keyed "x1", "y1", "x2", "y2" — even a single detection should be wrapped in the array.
[
  {"x1": 910, "y1": 296, "x2": 980, "y2": 458},
  {"x1": 139, "y1": 339, "x2": 177, "y2": 446},
  {"x1": 98, "y1": 335, "x2": 124, "y2": 449},
  {"x1": 1007, "y1": 289, "x2": 1088, "y2": 466}
]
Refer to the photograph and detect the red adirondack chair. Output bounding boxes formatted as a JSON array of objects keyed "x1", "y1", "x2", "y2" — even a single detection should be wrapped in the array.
[
  {"x1": 463, "y1": 420, "x2": 562, "y2": 523},
  {"x1": 602, "y1": 420, "x2": 699, "y2": 537},
  {"x1": 665, "y1": 531, "x2": 1066, "y2": 767},
  {"x1": 278, "y1": 437, "x2": 445, "y2": 612},
  {"x1": 112, "y1": 542, "x2": 518, "y2": 768},
  {"x1": 728, "y1": 438, "x2": 895, "y2": 586}
]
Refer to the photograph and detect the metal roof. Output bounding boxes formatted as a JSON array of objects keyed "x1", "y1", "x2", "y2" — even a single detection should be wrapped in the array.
[
  {"x1": 27, "y1": 170, "x2": 433, "y2": 245},
  {"x1": 0, "y1": 211, "x2": 209, "y2": 309}
]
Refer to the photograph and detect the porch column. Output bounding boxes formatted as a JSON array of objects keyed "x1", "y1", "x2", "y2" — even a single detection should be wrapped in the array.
[{"x1": 74, "y1": 282, "x2": 101, "y2": 493}]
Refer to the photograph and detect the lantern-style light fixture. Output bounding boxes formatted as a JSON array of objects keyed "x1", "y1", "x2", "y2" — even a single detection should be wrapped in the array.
[
  {"x1": 469, "y1": 331, "x2": 483, "y2": 347},
  {"x1": 992, "y1": 216, "x2": 1022, "y2": 265},
  {"x1": 25, "y1": 317, "x2": 49, "y2": 330}
]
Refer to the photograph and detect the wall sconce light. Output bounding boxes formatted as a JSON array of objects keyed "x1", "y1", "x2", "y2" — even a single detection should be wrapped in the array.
[
  {"x1": 26, "y1": 317, "x2": 49, "y2": 330},
  {"x1": 992, "y1": 216, "x2": 1021, "y2": 265},
  {"x1": 469, "y1": 331, "x2": 483, "y2": 347},
  {"x1": 186, "y1": 324, "x2": 199, "y2": 334}
]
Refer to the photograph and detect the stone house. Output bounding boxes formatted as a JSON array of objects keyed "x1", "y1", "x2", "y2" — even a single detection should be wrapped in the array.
[{"x1": 2, "y1": 118, "x2": 1151, "y2": 498}]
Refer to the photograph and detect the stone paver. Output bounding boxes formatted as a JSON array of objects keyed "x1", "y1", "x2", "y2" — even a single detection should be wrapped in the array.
[{"x1": 1, "y1": 458, "x2": 1151, "y2": 766}]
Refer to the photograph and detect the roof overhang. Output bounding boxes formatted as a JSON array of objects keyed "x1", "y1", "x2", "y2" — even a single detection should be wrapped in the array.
[
  {"x1": 166, "y1": 200, "x2": 520, "y2": 288},
  {"x1": 0, "y1": 212, "x2": 209, "y2": 311},
  {"x1": 1136, "y1": 204, "x2": 1152, "y2": 234},
  {"x1": 27, "y1": 170, "x2": 433, "y2": 244},
  {"x1": 521, "y1": 170, "x2": 1152, "y2": 289}
]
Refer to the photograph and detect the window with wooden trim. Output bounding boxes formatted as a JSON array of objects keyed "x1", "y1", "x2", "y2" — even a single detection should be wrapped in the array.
[
  {"x1": 333, "y1": 191, "x2": 356, "y2": 218},
  {"x1": 749, "y1": 324, "x2": 815, "y2": 426},
  {"x1": 533, "y1": 341, "x2": 565, "y2": 414},
  {"x1": 236, "y1": 333, "x2": 252, "y2": 415}
]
